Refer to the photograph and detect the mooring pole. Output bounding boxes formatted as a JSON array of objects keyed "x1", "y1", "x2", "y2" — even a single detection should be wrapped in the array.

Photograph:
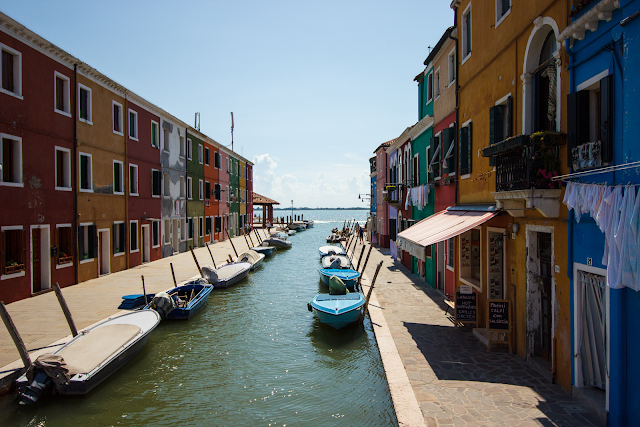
[
  {"x1": 247, "y1": 232, "x2": 255, "y2": 247},
  {"x1": 170, "y1": 263, "x2": 177, "y2": 287},
  {"x1": 205, "y1": 243, "x2": 217, "y2": 269},
  {"x1": 53, "y1": 282, "x2": 78, "y2": 337},
  {"x1": 190, "y1": 247, "x2": 203, "y2": 276},
  {"x1": 225, "y1": 228, "x2": 239, "y2": 257},
  {"x1": 363, "y1": 261, "x2": 384, "y2": 316},
  {"x1": 0, "y1": 302, "x2": 31, "y2": 368},
  {"x1": 356, "y1": 244, "x2": 366, "y2": 271},
  {"x1": 357, "y1": 245, "x2": 374, "y2": 290},
  {"x1": 243, "y1": 233, "x2": 252, "y2": 250},
  {"x1": 141, "y1": 275, "x2": 149, "y2": 305}
]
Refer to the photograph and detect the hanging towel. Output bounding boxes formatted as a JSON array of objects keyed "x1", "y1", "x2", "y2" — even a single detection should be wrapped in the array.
[
  {"x1": 606, "y1": 187, "x2": 623, "y2": 288},
  {"x1": 617, "y1": 186, "x2": 636, "y2": 288}
]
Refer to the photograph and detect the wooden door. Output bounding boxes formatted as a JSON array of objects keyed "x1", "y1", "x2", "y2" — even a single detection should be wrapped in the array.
[{"x1": 32, "y1": 228, "x2": 41, "y2": 293}]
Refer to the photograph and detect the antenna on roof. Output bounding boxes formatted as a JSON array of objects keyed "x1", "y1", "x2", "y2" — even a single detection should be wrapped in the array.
[
  {"x1": 230, "y1": 112, "x2": 234, "y2": 152},
  {"x1": 195, "y1": 112, "x2": 201, "y2": 131}
]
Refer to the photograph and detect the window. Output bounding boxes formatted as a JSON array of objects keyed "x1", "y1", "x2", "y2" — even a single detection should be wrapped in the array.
[
  {"x1": 187, "y1": 176, "x2": 193, "y2": 200},
  {"x1": 128, "y1": 109, "x2": 138, "y2": 140},
  {"x1": 113, "y1": 222, "x2": 125, "y2": 255},
  {"x1": 163, "y1": 128, "x2": 170, "y2": 152},
  {"x1": 113, "y1": 160, "x2": 124, "y2": 195},
  {"x1": 78, "y1": 224, "x2": 97, "y2": 262},
  {"x1": 129, "y1": 164, "x2": 138, "y2": 195},
  {"x1": 152, "y1": 169, "x2": 161, "y2": 197},
  {"x1": 460, "y1": 228, "x2": 481, "y2": 290},
  {"x1": 164, "y1": 219, "x2": 171, "y2": 244},
  {"x1": 199, "y1": 217, "x2": 204, "y2": 238},
  {"x1": 151, "y1": 121, "x2": 159, "y2": 148},
  {"x1": 56, "y1": 225, "x2": 73, "y2": 265},
  {"x1": 188, "y1": 218, "x2": 194, "y2": 240},
  {"x1": 206, "y1": 217, "x2": 212, "y2": 235},
  {"x1": 442, "y1": 126, "x2": 457, "y2": 175},
  {"x1": 426, "y1": 72, "x2": 433, "y2": 103},
  {"x1": 249, "y1": 168, "x2": 252, "y2": 181},
  {"x1": 495, "y1": 0, "x2": 511, "y2": 27},
  {"x1": 1, "y1": 44, "x2": 22, "y2": 98},
  {"x1": 434, "y1": 68, "x2": 440, "y2": 99},
  {"x1": 78, "y1": 84, "x2": 92, "y2": 123},
  {"x1": 205, "y1": 181, "x2": 211, "y2": 200},
  {"x1": 448, "y1": 49, "x2": 456, "y2": 86},
  {"x1": 198, "y1": 144, "x2": 203, "y2": 164},
  {"x1": 54, "y1": 146, "x2": 71, "y2": 191},
  {"x1": 187, "y1": 139, "x2": 192, "y2": 160},
  {"x1": 199, "y1": 179, "x2": 203, "y2": 200},
  {"x1": 130, "y1": 221, "x2": 139, "y2": 252},
  {"x1": 112, "y1": 101, "x2": 123, "y2": 135},
  {"x1": 215, "y1": 216, "x2": 222, "y2": 233},
  {"x1": 180, "y1": 176, "x2": 185, "y2": 198},
  {"x1": 226, "y1": 185, "x2": 229, "y2": 202},
  {"x1": 447, "y1": 238, "x2": 454, "y2": 269},
  {"x1": 459, "y1": 122, "x2": 473, "y2": 176},
  {"x1": 1, "y1": 227, "x2": 25, "y2": 276},
  {"x1": 226, "y1": 157, "x2": 229, "y2": 172},
  {"x1": 181, "y1": 218, "x2": 186, "y2": 241},
  {"x1": 214, "y1": 151, "x2": 221, "y2": 168},
  {"x1": 152, "y1": 220, "x2": 160, "y2": 247},
  {"x1": 214, "y1": 183, "x2": 221, "y2": 200},
  {"x1": 163, "y1": 173, "x2": 170, "y2": 197},
  {"x1": 79, "y1": 152, "x2": 92, "y2": 192},
  {"x1": 54, "y1": 72, "x2": 70, "y2": 115},
  {"x1": 205, "y1": 147, "x2": 210, "y2": 165},
  {"x1": 490, "y1": 95, "x2": 512, "y2": 146},
  {"x1": 180, "y1": 135, "x2": 185, "y2": 158},
  {"x1": 462, "y1": 4, "x2": 472, "y2": 61},
  {"x1": 429, "y1": 133, "x2": 441, "y2": 180}
]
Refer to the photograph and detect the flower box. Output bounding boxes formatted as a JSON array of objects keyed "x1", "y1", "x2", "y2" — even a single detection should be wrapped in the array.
[
  {"x1": 5, "y1": 264, "x2": 25, "y2": 275},
  {"x1": 58, "y1": 255, "x2": 73, "y2": 265}
]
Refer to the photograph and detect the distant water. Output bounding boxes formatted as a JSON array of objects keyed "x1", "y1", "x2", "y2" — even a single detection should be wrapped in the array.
[{"x1": 0, "y1": 209, "x2": 397, "y2": 427}]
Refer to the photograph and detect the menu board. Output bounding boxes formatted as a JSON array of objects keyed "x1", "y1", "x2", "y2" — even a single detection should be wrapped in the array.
[
  {"x1": 488, "y1": 232, "x2": 504, "y2": 299},
  {"x1": 455, "y1": 291, "x2": 477, "y2": 323},
  {"x1": 488, "y1": 300, "x2": 510, "y2": 331}
]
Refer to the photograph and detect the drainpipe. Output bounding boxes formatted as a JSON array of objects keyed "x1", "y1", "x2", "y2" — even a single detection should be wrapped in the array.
[
  {"x1": 449, "y1": 21, "x2": 459, "y2": 206},
  {"x1": 124, "y1": 94, "x2": 129, "y2": 269},
  {"x1": 73, "y1": 64, "x2": 79, "y2": 285}
]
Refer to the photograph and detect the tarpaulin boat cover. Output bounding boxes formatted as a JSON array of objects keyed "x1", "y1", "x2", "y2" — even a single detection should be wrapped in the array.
[{"x1": 396, "y1": 209, "x2": 499, "y2": 261}]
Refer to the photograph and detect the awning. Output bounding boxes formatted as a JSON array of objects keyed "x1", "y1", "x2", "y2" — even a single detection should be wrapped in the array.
[{"x1": 396, "y1": 208, "x2": 499, "y2": 261}]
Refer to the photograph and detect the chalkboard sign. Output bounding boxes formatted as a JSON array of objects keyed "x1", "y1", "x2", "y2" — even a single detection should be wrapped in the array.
[
  {"x1": 488, "y1": 300, "x2": 510, "y2": 331},
  {"x1": 455, "y1": 291, "x2": 477, "y2": 323}
]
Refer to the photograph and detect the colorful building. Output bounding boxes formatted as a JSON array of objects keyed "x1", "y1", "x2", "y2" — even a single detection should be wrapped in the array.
[
  {"x1": 186, "y1": 128, "x2": 206, "y2": 249},
  {"x1": 374, "y1": 139, "x2": 393, "y2": 248}
]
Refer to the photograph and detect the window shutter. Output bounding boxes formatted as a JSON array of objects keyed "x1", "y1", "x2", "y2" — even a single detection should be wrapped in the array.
[
  {"x1": 0, "y1": 231, "x2": 5, "y2": 273},
  {"x1": 88, "y1": 225, "x2": 97, "y2": 259},
  {"x1": 112, "y1": 223, "x2": 117, "y2": 252},
  {"x1": 567, "y1": 90, "x2": 590, "y2": 168},
  {"x1": 489, "y1": 106, "x2": 496, "y2": 146},
  {"x1": 506, "y1": 95, "x2": 512, "y2": 138},
  {"x1": 468, "y1": 123, "x2": 473, "y2": 174},
  {"x1": 78, "y1": 226, "x2": 84, "y2": 259},
  {"x1": 120, "y1": 224, "x2": 125, "y2": 252},
  {"x1": 442, "y1": 128, "x2": 451, "y2": 172},
  {"x1": 459, "y1": 127, "x2": 468, "y2": 175},
  {"x1": 600, "y1": 75, "x2": 613, "y2": 163},
  {"x1": 450, "y1": 124, "x2": 457, "y2": 174}
]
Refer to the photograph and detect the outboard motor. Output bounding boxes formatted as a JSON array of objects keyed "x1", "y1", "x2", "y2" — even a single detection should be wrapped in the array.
[
  {"x1": 151, "y1": 292, "x2": 175, "y2": 319},
  {"x1": 328, "y1": 257, "x2": 341, "y2": 269},
  {"x1": 201, "y1": 266, "x2": 219, "y2": 285},
  {"x1": 18, "y1": 370, "x2": 51, "y2": 405}
]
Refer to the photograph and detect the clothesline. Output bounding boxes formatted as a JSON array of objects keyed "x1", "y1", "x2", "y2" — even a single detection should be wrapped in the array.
[{"x1": 552, "y1": 160, "x2": 640, "y2": 181}]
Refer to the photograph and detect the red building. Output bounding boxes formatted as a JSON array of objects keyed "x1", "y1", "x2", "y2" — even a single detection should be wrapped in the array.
[
  {"x1": 0, "y1": 18, "x2": 76, "y2": 302},
  {"x1": 204, "y1": 137, "x2": 220, "y2": 243}
]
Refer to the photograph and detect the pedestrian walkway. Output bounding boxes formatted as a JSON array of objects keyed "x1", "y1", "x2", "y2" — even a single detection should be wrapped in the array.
[{"x1": 353, "y1": 239, "x2": 603, "y2": 427}]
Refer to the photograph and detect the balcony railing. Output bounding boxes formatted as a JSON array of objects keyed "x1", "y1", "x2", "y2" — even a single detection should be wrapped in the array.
[{"x1": 482, "y1": 133, "x2": 566, "y2": 192}]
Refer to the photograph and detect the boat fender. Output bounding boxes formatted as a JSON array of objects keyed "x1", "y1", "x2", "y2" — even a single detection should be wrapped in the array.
[{"x1": 307, "y1": 302, "x2": 313, "y2": 312}]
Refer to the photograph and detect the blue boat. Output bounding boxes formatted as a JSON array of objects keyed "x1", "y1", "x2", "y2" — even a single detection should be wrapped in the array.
[
  {"x1": 145, "y1": 280, "x2": 214, "y2": 320},
  {"x1": 308, "y1": 293, "x2": 365, "y2": 330},
  {"x1": 318, "y1": 268, "x2": 360, "y2": 291},
  {"x1": 118, "y1": 293, "x2": 155, "y2": 310}
]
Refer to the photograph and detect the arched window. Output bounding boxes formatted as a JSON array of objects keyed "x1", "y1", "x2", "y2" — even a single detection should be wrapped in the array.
[{"x1": 533, "y1": 31, "x2": 558, "y2": 132}]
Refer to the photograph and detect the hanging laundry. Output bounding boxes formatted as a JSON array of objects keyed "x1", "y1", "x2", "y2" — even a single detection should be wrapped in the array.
[{"x1": 617, "y1": 186, "x2": 636, "y2": 288}]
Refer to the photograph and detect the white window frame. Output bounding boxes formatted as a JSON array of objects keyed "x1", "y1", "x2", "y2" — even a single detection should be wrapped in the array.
[
  {"x1": 163, "y1": 173, "x2": 170, "y2": 197},
  {"x1": 152, "y1": 220, "x2": 161, "y2": 248},
  {"x1": 151, "y1": 169, "x2": 161, "y2": 198},
  {"x1": 448, "y1": 48, "x2": 456, "y2": 87},
  {"x1": 198, "y1": 144, "x2": 203, "y2": 165},
  {"x1": 54, "y1": 146, "x2": 72, "y2": 191},
  {"x1": 181, "y1": 218, "x2": 187, "y2": 242},
  {"x1": 461, "y1": 3, "x2": 472, "y2": 64},
  {"x1": 79, "y1": 222, "x2": 95, "y2": 264},
  {"x1": 199, "y1": 216, "x2": 204, "y2": 238},
  {"x1": 112, "y1": 101, "x2": 123, "y2": 136},
  {"x1": 130, "y1": 220, "x2": 139, "y2": 253},
  {"x1": 163, "y1": 127, "x2": 170, "y2": 153},
  {"x1": 128, "y1": 109, "x2": 138, "y2": 141},
  {"x1": 226, "y1": 157, "x2": 229, "y2": 173},
  {"x1": 214, "y1": 151, "x2": 220, "y2": 169},
  {"x1": 495, "y1": 0, "x2": 511, "y2": 29},
  {"x1": 226, "y1": 185, "x2": 229, "y2": 202},
  {"x1": 0, "y1": 225, "x2": 25, "y2": 279},
  {"x1": 53, "y1": 71, "x2": 71, "y2": 117},
  {"x1": 1, "y1": 134, "x2": 25, "y2": 187},
  {"x1": 179, "y1": 135, "x2": 185, "y2": 158},
  {"x1": 446, "y1": 238, "x2": 455, "y2": 271},
  {"x1": 205, "y1": 147, "x2": 210, "y2": 166},
  {"x1": 180, "y1": 176, "x2": 185, "y2": 198},
  {"x1": 113, "y1": 221, "x2": 125, "y2": 256},
  {"x1": 79, "y1": 151, "x2": 93, "y2": 193},
  {"x1": 0, "y1": 43, "x2": 23, "y2": 99},
  {"x1": 78, "y1": 83, "x2": 92, "y2": 124},
  {"x1": 163, "y1": 219, "x2": 171, "y2": 244},
  {"x1": 187, "y1": 176, "x2": 193, "y2": 200},
  {"x1": 129, "y1": 163, "x2": 139, "y2": 196},
  {"x1": 434, "y1": 67, "x2": 441, "y2": 100},
  {"x1": 460, "y1": 118, "x2": 473, "y2": 180},
  {"x1": 113, "y1": 160, "x2": 124, "y2": 195},
  {"x1": 55, "y1": 223, "x2": 73, "y2": 270},
  {"x1": 199, "y1": 179, "x2": 204, "y2": 200},
  {"x1": 151, "y1": 120, "x2": 159, "y2": 148},
  {"x1": 426, "y1": 71, "x2": 433, "y2": 104},
  {"x1": 187, "y1": 138, "x2": 192, "y2": 160}
]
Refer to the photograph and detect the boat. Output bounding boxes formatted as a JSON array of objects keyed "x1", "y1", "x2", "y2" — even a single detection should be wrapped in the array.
[
  {"x1": 145, "y1": 279, "x2": 214, "y2": 320},
  {"x1": 303, "y1": 220, "x2": 314, "y2": 228},
  {"x1": 321, "y1": 255, "x2": 351, "y2": 269},
  {"x1": 288, "y1": 222, "x2": 304, "y2": 230},
  {"x1": 16, "y1": 310, "x2": 160, "y2": 404},
  {"x1": 318, "y1": 268, "x2": 360, "y2": 291},
  {"x1": 117, "y1": 293, "x2": 155, "y2": 310},
  {"x1": 287, "y1": 229, "x2": 296, "y2": 235},
  {"x1": 326, "y1": 233, "x2": 341, "y2": 243},
  {"x1": 252, "y1": 244, "x2": 276, "y2": 256},
  {"x1": 263, "y1": 237, "x2": 292, "y2": 248},
  {"x1": 233, "y1": 249, "x2": 265, "y2": 271},
  {"x1": 202, "y1": 262, "x2": 252, "y2": 288},
  {"x1": 307, "y1": 277, "x2": 365, "y2": 330},
  {"x1": 318, "y1": 245, "x2": 346, "y2": 257}
]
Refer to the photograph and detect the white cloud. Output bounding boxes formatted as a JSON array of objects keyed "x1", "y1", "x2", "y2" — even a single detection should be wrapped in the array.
[{"x1": 253, "y1": 153, "x2": 278, "y2": 170}]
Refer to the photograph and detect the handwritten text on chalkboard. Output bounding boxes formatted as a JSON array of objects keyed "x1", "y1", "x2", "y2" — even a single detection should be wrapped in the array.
[
  {"x1": 456, "y1": 292, "x2": 477, "y2": 322},
  {"x1": 488, "y1": 301, "x2": 510, "y2": 331}
]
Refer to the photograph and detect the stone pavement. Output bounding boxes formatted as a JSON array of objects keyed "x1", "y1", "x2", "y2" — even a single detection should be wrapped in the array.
[{"x1": 352, "y1": 238, "x2": 603, "y2": 427}]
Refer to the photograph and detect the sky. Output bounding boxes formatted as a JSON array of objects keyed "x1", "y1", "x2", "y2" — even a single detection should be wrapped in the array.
[{"x1": 1, "y1": 0, "x2": 454, "y2": 208}]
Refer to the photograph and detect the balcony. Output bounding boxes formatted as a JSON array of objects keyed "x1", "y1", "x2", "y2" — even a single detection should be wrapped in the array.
[
  {"x1": 482, "y1": 132, "x2": 566, "y2": 218},
  {"x1": 383, "y1": 184, "x2": 403, "y2": 210}
]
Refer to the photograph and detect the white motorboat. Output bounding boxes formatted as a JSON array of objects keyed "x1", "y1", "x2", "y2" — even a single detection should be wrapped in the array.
[
  {"x1": 202, "y1": 262, "x2": 252, "y2": 288},
  {"x1": 233, "y1": 249, "x2": 265, "y2": 271},
  {"x1": 321, "y1": 254, "x2": 351, "y2": 269}
]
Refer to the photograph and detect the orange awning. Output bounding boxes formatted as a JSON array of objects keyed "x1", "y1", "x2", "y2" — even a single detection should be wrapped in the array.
[{"x1": 397, "y1": 209, "x2": 499, "y2": 260}]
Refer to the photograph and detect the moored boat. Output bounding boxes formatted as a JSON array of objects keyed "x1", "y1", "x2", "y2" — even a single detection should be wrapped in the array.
[
  {"x1": 263, "y1": 237, "x2": 292, "y2": 248},
  {"x1": 252, "y1": 244, "x2": 276, "y2": 256},
  {"x1": 326, "y1": 233, "x2": 341, "y2": 243},
  {"x1": 145, "y1": 279, "x2": 214, "y2": 320},
  {"x1": 318, "y1": 268, "x2": 360, "y2": 291},
  {"x1": 16, "y1": 310, "x2": 160, "y2": 404},
  {"x1": 307, "y1": 275, "x2": 365, "y2": 330},
  {"x1": 203, "y1": 262, "x2": 252, "y2": 288},
  {"x1": 233, "y1": 249, "x2": 265, "y2": 271},
  {"x1": 321, "y1": 255, "x2": 351, "y2": 269},
  {"x1": 318, "y1": 245, "x2": 346, "y2": 257}
]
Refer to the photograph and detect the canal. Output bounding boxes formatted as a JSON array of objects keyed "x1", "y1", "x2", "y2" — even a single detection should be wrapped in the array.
[{"x1": 1, "y1": 209, "x2": 397, "y2": 427}]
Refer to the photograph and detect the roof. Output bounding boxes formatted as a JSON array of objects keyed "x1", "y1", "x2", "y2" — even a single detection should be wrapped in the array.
[
  {"x1": 373, "y1": 138, "x2": 396, "y2": 154},
  {"x1": 253, "y1": 192, "x2": 280, "y2": 205},
  {"x1": 424, "y1": 27, "x2": 454, "y2": 66}
]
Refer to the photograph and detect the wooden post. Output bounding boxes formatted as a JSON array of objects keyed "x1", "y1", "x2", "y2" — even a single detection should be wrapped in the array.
[
  {"x1": 53, "y1": 282, "x2": 78, "y2": 337},
  {"x1": 205, "y1": 243, "x2": 217, "y2": 269},
  {"x1": 0, "y1": 302, "x2": 31, "y2": 368},
  {"x1": 356, "y1": 244, "x2": 366, "y2": 271},
  {"x1": 141, "y1": 275, "x2": 148, "y2": 305},
  {"x1": 228, "y1": 254, "x2": 234, "y2": 263},
  {"x1": 243, "y1": 233, "x2": 252, "y2": 250},
  {"x1": 190, "y1": 247, "x2": 203, "y2": 276},
  {"x1": 248, "y1": 232, "x2": 255, "y2": 247},
  {"x1": 363, "y1": 261, "x2": 383, "y2": 315},
  {"x1": 170, "y1": 263, "x2": 177, "y2": 286},
  {"x1": 254, "y1": 229, "x2": 263, "y2": 244},
  {"x1": 225, "y1": 228, "x2": 239, "y2": 257},
  {"x1": 356, "y1": 245, "x2": 374, "y2": 290}
]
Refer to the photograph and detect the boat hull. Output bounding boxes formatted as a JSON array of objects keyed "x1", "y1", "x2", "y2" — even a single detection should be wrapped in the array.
[
  {"x1": 318, "y1": 245, "x2": 346, "y2": 257},
  {"x1": 318, "y1": 269, "x2": 360, "y2": 291},
  {"x1": 309, "y1": 293, "x2": 365, "y2": 330},
  {"x1": 167, "y1": 284, "x2": 214, "y2": 320},
  {"x1": 252, "y1": 246, "x2": 275, "y2": 256},
  {"x1": 215, "y1": 263, "x2": 252, "y2": 288}
]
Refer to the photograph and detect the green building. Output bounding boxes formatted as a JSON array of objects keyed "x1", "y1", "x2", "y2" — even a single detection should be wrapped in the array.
[{"x1": 186, "y1": 128, "x2": 205, "y2": 248}]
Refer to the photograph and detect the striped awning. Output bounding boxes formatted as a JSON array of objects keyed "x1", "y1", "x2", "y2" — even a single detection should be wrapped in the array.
[{"x1": 397, "y1": 209, "x2": 499, "y2": 261}]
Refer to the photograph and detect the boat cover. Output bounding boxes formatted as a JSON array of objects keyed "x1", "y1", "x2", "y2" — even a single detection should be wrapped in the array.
[
  {"x1": 318, "y1": 269, "x2": 360, "y2": 281},
  {"x1": 25, "y1": 354, "x2": 70, "y2": 393},
  {"x1": 329, "y1": 276, "x2": 348, "y2": 295}
]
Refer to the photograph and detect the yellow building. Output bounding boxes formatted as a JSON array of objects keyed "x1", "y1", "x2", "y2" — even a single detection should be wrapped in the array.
[
  {"x1": 76, "y1": 70, "x2": 128, "y2": 282},
  {"x1": 451, "y1": 0, "x2": 570, "y2": 390}
]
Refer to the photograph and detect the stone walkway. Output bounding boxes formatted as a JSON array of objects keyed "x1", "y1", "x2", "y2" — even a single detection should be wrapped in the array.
[{"x1": 352, "y1": 239, "x2": 602, "y2": 427}]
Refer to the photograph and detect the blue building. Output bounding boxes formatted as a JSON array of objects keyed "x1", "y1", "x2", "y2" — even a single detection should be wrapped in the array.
[{"x1": 560, "y1": 1, "x2": 640, "y2": 425}]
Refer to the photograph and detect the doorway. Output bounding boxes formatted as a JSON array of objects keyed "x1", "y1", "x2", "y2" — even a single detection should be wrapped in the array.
[
  {"x1": 141, "y1": 224, "x2": 150, "y2": 263},
  {"x1": 98, "y1": 229, "x2": 110, "y2": 276},
  {"x1": 30, "y1": 225, "x2": 51, "y2": 294},
  {"x1": 436, "y1": 241, "x2": 445, "y2": 291}
]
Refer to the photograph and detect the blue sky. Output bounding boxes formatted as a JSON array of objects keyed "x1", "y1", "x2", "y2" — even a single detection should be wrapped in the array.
[{"x1": 1, "y1": 0, "x2": 454, "y2": 208}]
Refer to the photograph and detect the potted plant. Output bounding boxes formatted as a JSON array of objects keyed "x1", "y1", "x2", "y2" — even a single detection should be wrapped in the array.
[{"x1": 532, "y1": 145, "x2": 560, "y2": 189}]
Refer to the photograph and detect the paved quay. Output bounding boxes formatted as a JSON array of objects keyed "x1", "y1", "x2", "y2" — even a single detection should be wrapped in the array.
[{"x1": 352, "y1": 238, "x2": 603, "y2": 427}]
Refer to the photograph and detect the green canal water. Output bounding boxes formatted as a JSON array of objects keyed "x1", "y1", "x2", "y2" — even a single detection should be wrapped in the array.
[{"x1": 1, "y1": 209, "x2": 397, "y2": 427}]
